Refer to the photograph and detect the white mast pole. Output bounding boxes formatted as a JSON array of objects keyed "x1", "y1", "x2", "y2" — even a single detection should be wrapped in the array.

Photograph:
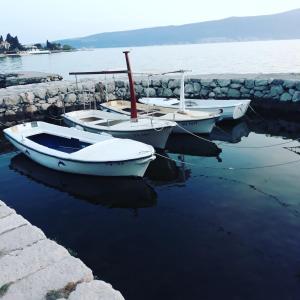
[{"x1": 179, "y1": 71, "x2": 186, "y2": 112}]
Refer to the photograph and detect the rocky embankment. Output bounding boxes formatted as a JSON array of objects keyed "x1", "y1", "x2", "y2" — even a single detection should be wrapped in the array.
[
  {"x1": 0, "y1": 72, "x2": 62, "y2": 88},
  {"x1": 0, "y1": 74, "x2": 300, "y2": 126}
]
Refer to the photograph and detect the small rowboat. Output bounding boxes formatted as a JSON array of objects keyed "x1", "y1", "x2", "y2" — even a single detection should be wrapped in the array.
[{"x1": 3, "y1": 121, "x2": 155, "y2": 177}]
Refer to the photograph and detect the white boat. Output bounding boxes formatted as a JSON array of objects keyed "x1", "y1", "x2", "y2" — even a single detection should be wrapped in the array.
[
  {"x1": 65, "y1": 51, "x2": 176, "y2": 149},
  {"x1": 100, "y1": 100, "x2": 218, "y2": 134},
  {"x1": 3, "y1": 121, "x2": 156, "y2": 177},
  {"x1": 138, "y1": 72, "x2": 251, "y2": 120},
  {"x1": 27, "y1": 46, "x2": 50, "y2": 55},
  {"x1": 139, "y1": 98, "x2": 251, "y2": 120},
  {"x1": 63, "y1": 109, "x2": 175, "y2": 149},
  {"x1": 100, "y1": 72, "x2": 220, "y2": 134}
]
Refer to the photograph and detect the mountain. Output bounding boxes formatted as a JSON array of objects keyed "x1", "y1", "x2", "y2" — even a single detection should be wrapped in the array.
[{"x1": 57, "y1": 9, "x2": 300, "y2": 48}]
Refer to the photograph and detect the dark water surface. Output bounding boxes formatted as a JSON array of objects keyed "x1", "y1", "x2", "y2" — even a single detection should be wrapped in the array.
[{"x1": 1, "y1": 116, "x2": 300, "y2": 300}]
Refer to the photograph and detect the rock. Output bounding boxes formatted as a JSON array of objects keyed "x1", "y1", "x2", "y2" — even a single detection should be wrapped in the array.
[
  {"x1": 47, "y1": 86, "x2": 59, "y2": 97},
  {"x1": 280, "y1": 93, "x2": 292, "y2": 101},
  {"x1": 161, "y1": 79, "x2": 168, "y2": 88},
  {"x1": 162, "y1": 88, "x2": 173, "y2": 97},
  {"x1": 68, "y1": 281, "x2": 124, "y2": 300},
  {"x1": 220, "y1": 87, "x2": 229, "y2": 93},
  {"x1": 4, "y1": 110, "x2": 16, "y2": 116},
  {"x1": 295, "y1": 82, "x2": 300, "y2": 91},
  {"x1": 217, "y1": 79, "x2": 231, "y2": 87},
  {"x1": 151, "y1": 79, "x2": 161, "y2": 87},
  {"x1": 33, "y1": 89, "x2": 46, "y2": 99},
  {"x1": 230, "y1": 83, "x2": 241, "y2": 89},
  {"x1": 41, "y1": 103, "x2": 51, "y2": 111},
  {"x1": 0, "y1": 108, "x2": 6, "y2": 113},
  {"x1": 173, "y1": 88, "x2": 180, "y2": 96},
  {"x1": 255, "y1": 80, "x2": 269, "y2": 87},
  {"x1": 200, "y1": 80, "x2": 212, "y2": 87},
  {"x1": 184, "y1": 84, "x2": 194, "y2": 93},
  {"x1": 292, "y1": 91, "x2": 300, "y2": 102},
  {"x1": 271, "y1": 79, "x2": 284, "y2": 86},
  {"x1": 144, "y1": 88, "x2": 156, "y2": 97},
  {"x1": 168, "y1": 79, "x2": 180, "y2": 89},
  {"x1": 193, "y1": 82, "x2": 201, "y2": 93},
  {"x1": 254, "y1": 86, "x2": 267, "y2": 91},
  {"x1": 227, "y1": 88, "x2": 241, "y2": 99},
  {"x1": 232, "y1": 79, "x2": 245, "y2": 84},
  {"x1": 134, "y1": 85, "x2": 143, "y2": 94},
  {"x1": 82, "y1": 82, "x2": 95, "y2": 92},
  {"x1": 115, "y1": 81, "x2": 125, "y2": 88},
  {"x1": 3, "y1": 95, "x2": 20, "y2": 106},
  {"x1": 213, "y1": 87, "x2": 222, "y2": 95},
  {"x1": 245, "y1": 80, "x2": 255, "y2": 89},
  {"x1": 208, "y1": 92, "x2": 215, "y2": 98},
  {"x1": 47, "y1": 96, "x2": 59, "y2": 104},
  {"x1": 240, "y1": 87, "x2": 250, "y2": 94},
  {"x1": 254, "y1": 91, "x2": 264, "y2": 98},
  {"x1": 141, "y1": 80, "x2": 149, "y2": 88},
  {"x1": 270, "y1": 85, "x2": 284, "y2": 97},
  {"x1": 24, "y1": 92, "x2": 35, "y2": 104},
  {"x1": 25, "y1": 105, "x2": 38, "y2": 113},
  {"x1": 200, "y1": 88, "x2": 209, "y2": 97},
  {"x1": 58, "y1": 85, "x2": 68, "y2": 94},
  {"x1": 283, "y1": 80, "x2": 295, "y2": 89},
  {"x1": 289, "y1": 89, "x2": 295, "y2": 95},
  {"x1": 65, "y1": 93, "x2": 77, "y2": 103}
]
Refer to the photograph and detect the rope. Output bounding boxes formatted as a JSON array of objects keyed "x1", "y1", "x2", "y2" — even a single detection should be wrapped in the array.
[{"x1": 155, "y1": 152, "x2": 300, "y2": 171}]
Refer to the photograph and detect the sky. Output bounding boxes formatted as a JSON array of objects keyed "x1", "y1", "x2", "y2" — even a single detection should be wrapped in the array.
[{"x1": 0, "y1": 0, "x2": 300, "y2": 44}]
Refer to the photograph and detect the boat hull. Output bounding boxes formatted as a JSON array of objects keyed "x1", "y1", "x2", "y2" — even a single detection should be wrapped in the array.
[
  {"x1": 5, "y1": 134, "x2": 154, "y2": 177},
  {"x1": 173, "y1": 117, "x2": 217, "y2": 134},
  {"x1": 63, "y1": 117, "x2": 173, "y2": 149}
]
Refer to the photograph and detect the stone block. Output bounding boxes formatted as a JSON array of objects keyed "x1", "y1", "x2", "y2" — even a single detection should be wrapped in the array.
[
  {"x1": 47, "y1": 86, "x2": 59, "y2": 97},
  {"x1": 200, "y1": 79, "x2": 212, "y2": 87},
  {"x1": 200, "y1": 88, "x2": 209, "y2": 97},
  {"x1": 193, "y1": 82, "x2": 201, "y2": 93},
  {"x1": 68, "y1": 280, "x2": 124, "y2": 300},
  {"x1": 173, "y1": 88, "x2": 180, "y2": 96},
  {"x1": 0, "y1": 224, "x2": 45, "y2": 254},
  {"x1": 144, "y1": 88, "x2": 156, "y2": 97},
  {"x1": 292, "y1": 91, "x2": 300, "y2": 102},
  {"x1": 280, "y1": 93, "x2": 292, "y2": 101},
  {"x1": 254, "y1": 91, "x2": 263, "y2": 98},
  {"x1": 245, "y1": 80, "x2": 254, "y2": 89},
  {"x1": 230, "y1": 83, "x2": 241, "y2": 89},
  {"x1": 3, "y1": 95, "x2": 20, "y2": 106},
  {"x1": 65, "y1": 93, "x2": 77, "y2": 103},
  {"x1": 162, "y1": 88, "x2": 173, "y2": 97},
  {"x1": 227, "y1": 88, "x2": 241, "y2": 98},
  {"x1": 217, "y1": 79, "x2": 231, "y2": 87},
  {"x1": 4, "y1": 110, "x2": 16, "y2": 116},
  {"x1": 41, "y1": 103, "x2": 51, "y2": 111},
  {"x1": 296, "y1": 82, "x2": 300, "y2": 91},
  {"x1": 151, "y1": 79, "x2": 161, "y2": 87},
  {"x1": 168, "y1": 79, "x2": 180, "y2": 89},
  {"x1": 33, "y1": 89, "x2": 46, "y2": 99},
  {"x1": 25, "y1": 105, "x2": 38, "y2": 113},
  {"x1": 0, "y1": 214, "x2": 29, "y2": 235},
  {"x1": 0, "y1": 239, "x2": 69, "y2": 286},
  {"x1": 208, "y1": 92, "x2": 215, "y2": 98},
  {"x1": 270, "y1": 85, "x2": 284, "y2": 97},
  {"x1": 184, "y1": 84, "x2": 194, "y2": 93},
  {"x1": 283, "y1": 80, "x2": 295, "y2": 89},
  {"x1": 3, "y1": 256, "x2": 93, "y2": 300},
  {"x1": 255, "y1": 80, "x2": 269, "y2": 87}
]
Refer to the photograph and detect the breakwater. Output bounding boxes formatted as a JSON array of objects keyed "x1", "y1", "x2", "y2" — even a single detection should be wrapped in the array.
[
  {"x1": 0, "y1": 74, "x2": 300, "y2": 126},
  {"x1": 0, "y1": 200, "x2": 124, "y2": 299}
]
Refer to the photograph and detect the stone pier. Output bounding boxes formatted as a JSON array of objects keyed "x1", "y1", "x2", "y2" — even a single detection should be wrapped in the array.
[
  {"x1": 0, "y1": 73, "x2": 300, "y2": 126},
  {"x1": 0, "y1": 200, "x2": 124, "y2": 300}
]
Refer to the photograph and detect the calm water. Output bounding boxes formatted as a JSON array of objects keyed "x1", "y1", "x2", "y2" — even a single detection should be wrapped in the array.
[
  {"x1": 1, "y1": 40, "x2": 300, "y2": 78},
  {"x1": 1, "y1": 116, "x2": 300, "y2": 299}
]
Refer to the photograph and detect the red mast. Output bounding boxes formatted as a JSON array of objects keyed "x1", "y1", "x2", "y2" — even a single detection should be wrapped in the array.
[{"x1": 123, "y1": 51, "x2": 137, "y2": 121}]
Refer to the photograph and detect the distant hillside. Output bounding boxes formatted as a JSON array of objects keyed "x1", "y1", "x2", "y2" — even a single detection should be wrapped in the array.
[{"x1": 57, "y1": 9, "x2": 300, "y2": 48}]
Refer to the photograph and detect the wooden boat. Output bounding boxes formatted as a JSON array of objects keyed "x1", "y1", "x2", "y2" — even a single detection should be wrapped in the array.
[
  {"x1": 3, "y1": 121, "x2": 155, "y2": 177},
  {"x1": 100, "y1": 100, "x2": 219, "y2": 134},
  {"x1": 100, "y1": 69, "x2": 219, "y2": 134},
  {"x1": 138, "y1": 72, "x2": 251, "y2": 120},
  {"x1": 64, "y1": 51, "x2": 176, "y2": 149},
  {"x1": 63, "y1": 109, "x2": 175, "y2": 149}
]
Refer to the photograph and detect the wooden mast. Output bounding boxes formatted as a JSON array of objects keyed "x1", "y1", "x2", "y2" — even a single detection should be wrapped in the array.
[{"x1": 123, "y1": 51, "x2": 138, "y2": 122}]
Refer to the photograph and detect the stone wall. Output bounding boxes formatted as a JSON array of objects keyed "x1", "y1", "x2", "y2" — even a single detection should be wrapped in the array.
[{"x1": 1, "y1": 75, "x2": 300, "y2": 126}]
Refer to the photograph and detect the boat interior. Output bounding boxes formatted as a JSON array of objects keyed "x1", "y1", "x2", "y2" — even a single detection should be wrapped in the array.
[{"x1": 28, "y1": 133, "x2": 91, "y2": 153}]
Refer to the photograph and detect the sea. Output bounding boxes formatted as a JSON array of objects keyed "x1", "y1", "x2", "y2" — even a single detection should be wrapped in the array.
[{"x1": 1, "y1": 40, "x2": 300, "y2": 300}]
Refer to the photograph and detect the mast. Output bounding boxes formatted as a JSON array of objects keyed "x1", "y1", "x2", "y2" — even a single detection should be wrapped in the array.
[
  {"x1": 123, "y1": 51, "x2": 138, "y2": 122},
  {"x1": 179, "y1": 71, "x2": 186, "y2": 113}
]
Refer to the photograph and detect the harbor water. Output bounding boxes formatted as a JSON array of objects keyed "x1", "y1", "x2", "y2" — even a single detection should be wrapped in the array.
[{"x1": 1, "y1": 116, "x2": 300, "y2": 299}]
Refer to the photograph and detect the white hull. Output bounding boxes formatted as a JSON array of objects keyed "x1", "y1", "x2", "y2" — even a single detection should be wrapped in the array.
[
  {"x1": 139, "y1": 98, "x2": 251, "y2": 120},
  {"x1": 172, "y1": 117, "x2": 217, "y2": 134},
  {"x1": 63, "y1": 110, "x2": 175, "y2": 149},
  {"x1": 4, "y1": 122, "x2": 155, "y2": 177}
]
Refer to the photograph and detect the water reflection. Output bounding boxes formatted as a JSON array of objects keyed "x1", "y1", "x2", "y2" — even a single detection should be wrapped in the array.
[
  {"x1": 210, "y1": 121, "x2": 250, "y2": 143},
  {"x1": 10, "y1": 154, "x2": 157, "y2": 212},
  {"x1": 166, "y1": 133, "x2": 222, "y2": 159}
]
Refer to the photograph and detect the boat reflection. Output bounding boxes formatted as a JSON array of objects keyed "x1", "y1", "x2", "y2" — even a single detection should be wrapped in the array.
[
  {"x1": 10, "y1": 154, "x2": 157, "y2": 213},
  {"x1": 166, "y1": 133, "x2": 222, "y2": 159},
  {"x1": 146, "y1": 151, "x2": 191, "y2": 185},
  {"x1": 210, "y1": 121, "x2": 250, "y2": 143}
]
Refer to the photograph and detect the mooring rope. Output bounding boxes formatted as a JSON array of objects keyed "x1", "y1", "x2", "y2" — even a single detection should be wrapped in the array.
[{"x1": 155, "y1": 152, "x2": 300, "y2": 171}]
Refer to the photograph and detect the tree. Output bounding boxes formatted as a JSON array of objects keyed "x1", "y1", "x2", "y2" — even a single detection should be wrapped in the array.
[
  {"x1": 62, "y1": 44, "x2": 73, "y2": 51},
  {"x1": 34, "y1": 43, "x2": 43, "y2": 49},
  {"x1": 0, "y1": 35, "x2": 3, "y2": 43},
  {"x1": 5, "y1": 33, "x2": 25, "y2": 51}
]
